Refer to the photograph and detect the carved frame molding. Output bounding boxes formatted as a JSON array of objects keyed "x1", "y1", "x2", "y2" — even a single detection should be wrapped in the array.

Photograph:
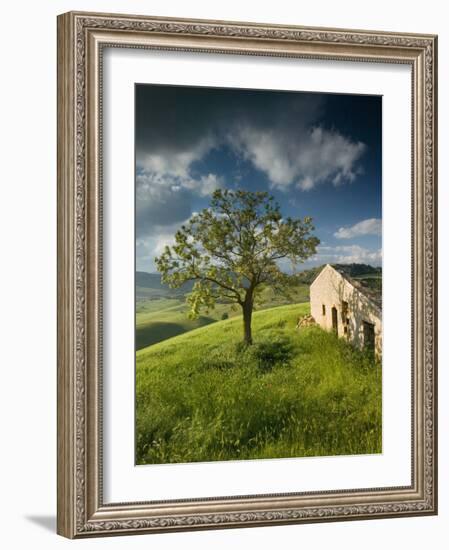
[{"x1": 57, "y1": 11, "x2": 437, "y2": 538}]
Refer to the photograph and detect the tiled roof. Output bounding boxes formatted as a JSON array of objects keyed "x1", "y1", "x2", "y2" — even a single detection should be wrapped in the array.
[{"x1": 331, "y1": 265, "x2": 382, "y2": 311}]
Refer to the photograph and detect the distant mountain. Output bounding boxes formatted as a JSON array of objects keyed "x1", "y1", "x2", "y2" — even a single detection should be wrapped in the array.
[
  {"x1": 136, "y1": 271, "x2": 167, "y2": 290},
  {"x1": 332, "y1": 263, "x2": 382, "y2": 278},
  {"x1": 137, "y1": 264, "x2": 381, "y2": 289},
  {"x1": 136, "y1": 272, "x2": 194, "y2": 298}
]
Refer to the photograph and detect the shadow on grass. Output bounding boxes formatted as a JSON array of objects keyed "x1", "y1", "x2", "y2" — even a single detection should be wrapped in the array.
[{"x1": 136, "y1": 317, "x2": 216, "y2": 350}]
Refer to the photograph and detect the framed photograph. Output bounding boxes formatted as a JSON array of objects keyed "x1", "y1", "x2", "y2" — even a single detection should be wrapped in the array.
[{"x1": 57, "y1": 11, "x2": 438, "y2": 538}]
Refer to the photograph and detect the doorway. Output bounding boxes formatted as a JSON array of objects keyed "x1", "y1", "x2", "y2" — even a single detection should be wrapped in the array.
[
  {"x1": 331, "y1": 307, "x2": 338, "y2": 335},
  {"x1": 363, "y1": 321, "x2": 375, "y2": 351}
]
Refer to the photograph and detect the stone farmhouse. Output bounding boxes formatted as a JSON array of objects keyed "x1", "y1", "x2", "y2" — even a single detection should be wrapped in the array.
[{"x1": 310, "y1": 264, "x2": 382, "y2": 356}]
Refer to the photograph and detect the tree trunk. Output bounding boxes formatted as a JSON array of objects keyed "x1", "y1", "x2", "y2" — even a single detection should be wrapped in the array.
[{"x1": 242, "y1": 301, "x2": 253, "y2": 345}]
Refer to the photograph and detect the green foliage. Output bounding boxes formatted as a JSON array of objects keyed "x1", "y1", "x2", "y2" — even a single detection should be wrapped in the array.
[
  {"x1": 334, "y1": 263, "x2": 381, "y2": 278},
  {"x1": 155, "y1": 189, "x2": 319, "y2": 342},
  {"x1": 354, "y1": 275, "x2": 382, "y2": 293},
  {"x1": 221, "y1": 312, "x2": 229, "y2": 321},
  {"x1": 136, "y1": 299, "x2": 220, "y2": 350},
  {"x1": 136, "y1": 303, "x2": 382, "y2": 464},
  {"x1": 296, "y1": 263, "x2": 382, "y2": 285}
]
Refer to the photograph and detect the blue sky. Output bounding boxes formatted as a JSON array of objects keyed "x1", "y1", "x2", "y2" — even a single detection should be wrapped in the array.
[{"x1": 135, "y1": 84, "x2": 382, "y2": 273}]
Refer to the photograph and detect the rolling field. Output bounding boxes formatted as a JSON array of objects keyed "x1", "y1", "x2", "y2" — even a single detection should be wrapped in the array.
[
  {"x1": 136, "y1": 284, "x2": 310, "y2": 349},
  {"x1": 136, "y1": 303, "x2": 382, "y2": 465},
  {"x1": 136, "y1": 299, "x2": 240, "y2": 350}
]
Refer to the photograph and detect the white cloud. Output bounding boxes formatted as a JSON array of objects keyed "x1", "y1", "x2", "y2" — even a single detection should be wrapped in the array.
[
  {"x1": 137, "y1": 171, "x2": 222, "y2": 202},
  {"x1": 136, "y1": 225, "x2": 183, "y2": 272},
  {"x1": 135, "y1": 173, "x2": 192, "y2": 234},
  {"x1": 182, "y1": 173, "x2": 222, "y2": 197},
  {"x1": 314, "y1": 244, "x2": 382, "y2": 266},
  {"x1": 153, "y1": 234, "x2": 176, "y2": 257},
  {"x1": 136, "y1": 135, "x2": 221, "y2": 201},
  {"x1": 229, "y1": 125, "x2": 366, "y2": 191},
  {"x1": 137, "y1": 136, "x2": 216, "y2": 179},
  {"x1": 334, "y1": 218, "x2": 382, "y2": 239},
  {"x1": 136, "y1": 212, "x2": 203, "y2": 272},
  {"x1": 135, "y1": 170, "x2": 223, "y2": 237},
  {"x1": 136, "y1": 109, "x2": 366, "y2": 199}
]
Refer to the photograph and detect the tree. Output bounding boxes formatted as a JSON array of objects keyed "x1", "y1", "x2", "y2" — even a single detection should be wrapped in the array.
[{"x1": 155, "y1": 189, "x2": 319, "y2": 345}]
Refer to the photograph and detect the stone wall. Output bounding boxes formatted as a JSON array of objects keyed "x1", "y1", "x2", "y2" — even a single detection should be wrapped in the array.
[{"x1": 310, "y1": 265, "x2": 382, "y2": 356}]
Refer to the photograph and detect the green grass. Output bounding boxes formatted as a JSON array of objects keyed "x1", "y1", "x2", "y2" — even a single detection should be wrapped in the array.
[
  {"x1": 135, "y1": 285, "x2": 309, "y2": 349},
  {"x1": 136, "y1": 303, "x2": 382, "y2": 464},
  {"x1": 136, "y1": 297, "x2": 180, "y2": 314},
  {"x1": 136, "y1": 300, "x2": 239, "y2": 350}
]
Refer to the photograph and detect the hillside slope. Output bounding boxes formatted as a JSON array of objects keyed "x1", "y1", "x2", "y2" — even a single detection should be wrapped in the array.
[
  {"x1": 136, "y1": 285, "x2": 309, "y2": 349},
  {"x1": 136, "y1": 303, "x2": 382, "y2": 465}
]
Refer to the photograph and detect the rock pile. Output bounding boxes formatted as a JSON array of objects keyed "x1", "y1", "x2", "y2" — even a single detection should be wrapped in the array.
[{"x1": 296, "y1": 315, "x2": 316, "y2": 330}]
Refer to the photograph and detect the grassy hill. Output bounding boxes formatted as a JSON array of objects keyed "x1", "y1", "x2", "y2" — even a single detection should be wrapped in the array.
[
  {"x1": 135, "y1": 263, "x2": 381, "y2": 349},
  {"x1": 136, "y1": 299, "x2": 231, "y2": 350},
  {"x1": 136, "y1": 284, "x2": 309, "y2": 350},
  {"x1": 136, "y1": 303, "x2": 382, "y2": 465}
]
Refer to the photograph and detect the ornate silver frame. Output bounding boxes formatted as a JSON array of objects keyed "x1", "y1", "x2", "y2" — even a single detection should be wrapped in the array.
[{"x1": 57, "y1": 11, "x2": 438, "y2": 538}]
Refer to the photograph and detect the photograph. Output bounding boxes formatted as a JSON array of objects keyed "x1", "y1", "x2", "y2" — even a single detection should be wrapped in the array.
[
  {"x1": 55, "y1": 10, "x2": 437, "y2": 538},
  {"x1": 134, "y1": 84, "x2": 383, "y2": 466}
]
